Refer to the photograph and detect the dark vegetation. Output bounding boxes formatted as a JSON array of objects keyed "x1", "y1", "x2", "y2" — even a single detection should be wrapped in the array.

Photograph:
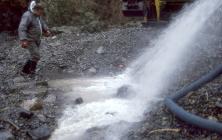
[
  {"x1": 0, "y1": 0, "x2": 28, "y2": 31},
  {"x1": 0, "y1": 0, "x2": 126, "y2": 32}
]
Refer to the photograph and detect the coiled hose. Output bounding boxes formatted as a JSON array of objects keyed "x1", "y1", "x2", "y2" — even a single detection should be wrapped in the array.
[{"x1": 165, "y1": 64, "x2": 222, "y2": 134}]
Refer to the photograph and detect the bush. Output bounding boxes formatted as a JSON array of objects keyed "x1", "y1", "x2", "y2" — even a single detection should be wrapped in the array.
[
  {"x1": 42, "y1": 0, "x2": 123, "y2": 27},
  {"x1": 0, "y1": 0, "x2": 126, "y2": 31},
  {"x1": 0, "y1": 0, "x2": 28, "y2": 31}
]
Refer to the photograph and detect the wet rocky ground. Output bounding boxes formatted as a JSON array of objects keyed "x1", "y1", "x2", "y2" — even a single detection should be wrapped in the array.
[
  {"x1": 127, "y1": 25, "x2": 222, "y2": 139},
  {"x1": 1, "y1": 24, "x2": 222, "y2": 140},
  {"x1": 0, "y1": 25, "x2": 160, "y2": 140}
]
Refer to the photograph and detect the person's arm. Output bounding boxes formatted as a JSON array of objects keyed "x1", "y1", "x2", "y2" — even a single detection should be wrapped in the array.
[
  {"x1": 40, "y1": 17, "x2": 51, "y2": 37},
  {"x1": 18, "y1": 12, "x2": 31, "y2": 48}
]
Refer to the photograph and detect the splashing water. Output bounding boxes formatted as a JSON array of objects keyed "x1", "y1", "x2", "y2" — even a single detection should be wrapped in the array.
[{"x1": 50, "y1": 0, "x2": 222, "y2": 139}]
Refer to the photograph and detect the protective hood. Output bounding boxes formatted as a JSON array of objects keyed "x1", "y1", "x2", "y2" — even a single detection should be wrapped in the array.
[{"x1": 29, "y1": 1, "x2": 37, "y2": 13}]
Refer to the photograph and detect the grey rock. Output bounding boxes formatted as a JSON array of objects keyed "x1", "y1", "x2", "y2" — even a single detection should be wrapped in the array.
[
  {"x1": 52, "y1": 26, "x2": 78, "y2": 34},
  {"x1": 37, "y1": 114, "x2": 47, "y2": 122},
  {"x1": 37, "y1": 86, "x2": 48, "y2": 95},
  {"x1": 36, "y1": 81, "x2": 49, "y2": 87},
  {"x1": 208, "y1": 116, "x2": 218, "y2": 121},
  {"x1": 21, "y1": 90, "x2": 38, "y2": 95},
  {"x1": 87, "y1": 67, "x2": 97, "y2": 75},
  {"x1": 13, "y1": 76, "x2": 25, "y2": 83},
  {"x1": 21, "y1": 98, "x2": 43, "y2": 111},
  {"x1": 161, "y1": 117, "x2": 168, "y2": 126},
  {"x1": 83, "y1": 126, "x2": 109, "y2": 140},
  {"x1": 51, "y1": 36, "x2": 57, "y2": 39},
  {"x1": 75, "y1": 97, "x2": 84, "y2": 105},
  {"x1": 76, "y1": 57, "x2": 81, "y2": 63},
  {"x1": 0, "y1": 130, "x2": 14, "y2": 140},
  {"x1": 67, "y1": 69, "x2": 75, "y2": 74},
  {"x1": 44, "y1": 94, "x2": 57, "y2": 104},
  {"x1": 49, "y1": 41, "x2": 62, "y2": 47},
  {"x1": 21, "y1": 86, "x2": 47, "y2": 96},
  {"x1": 0, "y1": 124, "x2": 4, "y2": 129},
  {"x1": 28, "y1": 125, "x2": 51, "y2": 140},
  {"x1": 11, "y1": 82, "x2": 32, "y2": 90},
  {"x1": 121, "y1": 57, "x2": 127, "y2": 63},
  {"x1": 215, "y1": 101, "x2": 222, "y2": 108},
  {"x1": 116, "y1": 85, "x2": 135, "y2": 98},
  {"x1": 105, "y1": 112, "x2": 116, "y2": 116},
  {"x1": 21, "y1": 98, "x2": 36, "y2": 110},
  {"x1": 96, "y1": 46, "x2": 105, "y2": 54}
]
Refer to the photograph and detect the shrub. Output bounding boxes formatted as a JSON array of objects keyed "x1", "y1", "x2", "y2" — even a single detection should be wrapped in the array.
[{"x1": 42, "y1": 0, "x2": 123, "y2": 26}]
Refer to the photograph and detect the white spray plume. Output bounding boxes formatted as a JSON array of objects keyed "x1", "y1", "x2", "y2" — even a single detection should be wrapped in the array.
[{"x1": 127, "y1": 0, "x2": 222, "y2": 102}]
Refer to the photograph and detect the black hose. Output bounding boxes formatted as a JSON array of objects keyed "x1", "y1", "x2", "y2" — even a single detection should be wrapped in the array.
[
  {"x1": 165, "y1": 64, "x2": 222, "y2": 134},
  {"x1": 165, "y1": 98, "x2": 222, "y2": 134},
  {"x1": 172, "y1": 64, "x2": 222, "y2": 100}
]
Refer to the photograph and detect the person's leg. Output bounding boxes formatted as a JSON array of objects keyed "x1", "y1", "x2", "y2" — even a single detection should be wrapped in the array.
[
  {"x1": 155, "y1": 0, "x2": 160, "y2": 21},
  {"x1": 29, "y1": 42, "x2": 40, "y2": 74},
  {"x1": 150, "y1": 0, "x2": 157, "y2": 20},
  {"x1": 22, "y1": 42, "x2": 40, "y2": 75},
  {"x1": 143, "y1": 7, "x2": 148, "y2": 22},
  {"x1": 143, "y1": 0, "x2": 148, "y2": 22},
  {"x1": 143, "y1": 10, "x2": 148, "y2": 22}
]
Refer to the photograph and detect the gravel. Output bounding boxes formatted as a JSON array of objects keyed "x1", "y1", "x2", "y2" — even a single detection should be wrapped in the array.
[{"x1": 1, "y1": 24, "x2": 222, "y2": 139}]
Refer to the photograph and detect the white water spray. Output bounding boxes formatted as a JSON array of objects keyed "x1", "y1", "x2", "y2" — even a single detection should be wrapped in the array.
[
  {"x1": 127, "y1": 0, "x2": 222, "y2": 102},
  {"x1": 50, "y1": 0, "x2": 222, "y2": 139}
]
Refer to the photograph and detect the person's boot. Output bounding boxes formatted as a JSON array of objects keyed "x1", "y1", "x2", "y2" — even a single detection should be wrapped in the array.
[
  {"x1": 21, "y1": 60, "x2": 33, "y2": 75},
  {"x1": 29, "y1": 61, "x2": 37, "y2": 74}
]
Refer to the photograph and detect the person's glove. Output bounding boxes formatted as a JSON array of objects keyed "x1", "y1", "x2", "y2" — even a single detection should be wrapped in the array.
[
  {"x1": 20, "y1": 40, "x2": 29, "y2": 48},
  {"x1": 44, "y1": 30, "x2": 51, "y2": 37}
]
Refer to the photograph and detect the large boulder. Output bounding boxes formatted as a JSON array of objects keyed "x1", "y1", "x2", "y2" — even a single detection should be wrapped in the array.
[
  {"x1": 28, "y1": 125, "x2": 51, "y2": 140},
  {"x1": 21, "y1": 98, "x2": 43, "y2": 111},
  {"x1": 0, "y1": 130, "x2": 14, "y2": 140},
  {"x1": 116, "y1": 85, "x2": 136, "y2": 98}
]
